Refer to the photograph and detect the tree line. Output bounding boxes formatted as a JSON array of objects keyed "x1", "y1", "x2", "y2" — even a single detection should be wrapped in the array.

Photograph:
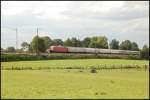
[{"x1": 1, "y1": 35, "x2": 149, "y2": 59}]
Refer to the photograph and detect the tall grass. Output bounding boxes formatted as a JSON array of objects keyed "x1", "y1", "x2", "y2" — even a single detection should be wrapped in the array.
[{"x1": 1, "y1": 64, "x2": 148, "y2": 71}]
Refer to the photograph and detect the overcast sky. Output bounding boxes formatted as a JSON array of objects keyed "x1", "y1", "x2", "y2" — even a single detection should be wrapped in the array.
[{"x1": 1, "y1": 1, "x2": 149, "y2": 49}]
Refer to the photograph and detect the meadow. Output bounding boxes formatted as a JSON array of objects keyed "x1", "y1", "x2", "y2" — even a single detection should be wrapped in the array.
[
  {"x1": 1, "y1": 59, "x2": 149, "y2": 69},
  {"x1": 1, "y1": 59, "x2": 149, "y2": 99}
]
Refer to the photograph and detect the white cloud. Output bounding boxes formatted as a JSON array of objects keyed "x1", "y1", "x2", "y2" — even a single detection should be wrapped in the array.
[
  {"x1": 97, "y1": 1, "x2": 124, "y2": 12},
  {"x1": 1, "y1": 1, "x2": 149, "y2": 49},
  {"x1": 1, "y1": 1, "x2": 34, "y2": 16}
]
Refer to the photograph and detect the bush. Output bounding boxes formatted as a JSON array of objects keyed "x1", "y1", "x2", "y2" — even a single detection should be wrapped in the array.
[
  {"x1": 90, "y1": 68, "x2": 97, "y2": 73},
  {"x1": 1, "y1": 52, "x2": 141, "y2": 62},
  {"x1": 140, "y1": 46, "x2": 149, "y2": 60}
]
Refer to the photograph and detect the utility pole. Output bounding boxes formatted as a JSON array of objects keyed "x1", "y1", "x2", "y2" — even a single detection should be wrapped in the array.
[
  {"x1": 36, "y1": 28, "x2": 39, "y2": 56},
  {"x1": 95, "y1": 42, "x2": 97, "y2": 55},
  {"x1": 16, "y1": 28, "x2": 18, "y2": 50}
]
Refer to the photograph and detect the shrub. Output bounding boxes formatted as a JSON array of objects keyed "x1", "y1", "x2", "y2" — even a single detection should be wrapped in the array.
[
  {"x1": 90, "y1": 68, "x2": 97, "y2": 73},
  {"x1": 79, "y1": 70, "x2": 83, "y2": 72},
  {"x1": 1, "y1": 52, "x2": 141, "y2": 62},
  {"x1": 140, "y1": 46, "x2": 149, "y2": 60}
]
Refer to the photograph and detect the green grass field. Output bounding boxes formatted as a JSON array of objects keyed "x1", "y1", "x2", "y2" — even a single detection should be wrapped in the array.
[
  {"x1": 1, "y1": 59, "x2": 149, "y2": 69},
  {"x1": 1, "y1": 70, "x2": 149, "y2": 99},
  {"x1": 1, "y1": 59, "x2": 149, "y2": 99}
]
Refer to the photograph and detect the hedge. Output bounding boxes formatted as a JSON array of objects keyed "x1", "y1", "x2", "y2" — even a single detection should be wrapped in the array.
[{"x1": 1, "y1": 53, "x2": 141, "y2": 62}]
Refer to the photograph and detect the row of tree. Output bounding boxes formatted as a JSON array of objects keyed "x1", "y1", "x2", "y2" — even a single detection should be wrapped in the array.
[
  {"x1": 27, "y1": 36, "x2": 140, "y2": 52},
  {"x1": 1, "y1": 35, "x2": 149, "y2": 59},
  {"x1": 64, "y1": 37, "x2": 140, "y2": 51}
]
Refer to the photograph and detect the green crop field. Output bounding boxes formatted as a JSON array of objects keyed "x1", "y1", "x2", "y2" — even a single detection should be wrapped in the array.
[
  {"x1": 1, "y1": 59, "x2": 149, "y2": 69},
  {"x1": 1, "y1": 59, "x2": 149, "y2": 99}
]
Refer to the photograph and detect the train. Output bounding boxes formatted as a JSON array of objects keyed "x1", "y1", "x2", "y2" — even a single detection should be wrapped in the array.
[{"x1": 47, "y1": 46, "x2": 140, "y2": 55}]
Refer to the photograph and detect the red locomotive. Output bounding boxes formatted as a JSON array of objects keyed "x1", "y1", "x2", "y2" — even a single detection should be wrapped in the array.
[{"x1": 48, "y1": 46, "x2": 68, "y2": 53}]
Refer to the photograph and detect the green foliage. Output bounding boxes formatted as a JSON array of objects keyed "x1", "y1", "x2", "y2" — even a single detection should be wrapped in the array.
[
  {"x1": 31, "y1": 36, "x2": 46, "y2": 53},
  {"x1": 41, "y1": 36, "x2": 53, "y2": 49},
  {"x1": 52, "y1": 39, "x2": 63, "y2": 46},
  {"x1": 82, "y1": 37, "x2": 91, "y2": 47},
  {"x1": 119, "y1": 40, "x2": 132, "y2": 50},
  {"x1": 28, "y1": 44, "x2": 33, "y2": 52},
  {"x1": 21, "y1": 42, "x2": 29, "y2": 51},
  {"x1": 6, "y1": 46, "x2": 15, "y2": 52},
  {"x1": 64, "y1": 37, "x2": 82, "y2": 47},
  {"x1": 89, "y1": 36, "x2": 108, "y2": 49},
  {"x1": 71, "y1": 37, "x2": 82, "y2": 47},
  {"x1": 64, "y1": 38, "x2": 73, "y2": 46},
  {"x1": 140, "y1": 45, "x2": 149, "y2": 60},
  {"x1": 110, "y1": 39, "x2": 119, "y2": 49},
  {"x1": 1, "y1": 53, "x2": 41, "y2": 62},
  {"x1": 1, "y1": 52, "x2": 141, "y2": 62},
  {"x1": 131, "y1": 42, "x2": 139, "y2": 51}
]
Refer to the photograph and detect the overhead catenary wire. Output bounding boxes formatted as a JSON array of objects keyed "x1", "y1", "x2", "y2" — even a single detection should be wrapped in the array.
[{"x1": 2, "y1": 27, "x2": 47, "y2": 50}]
